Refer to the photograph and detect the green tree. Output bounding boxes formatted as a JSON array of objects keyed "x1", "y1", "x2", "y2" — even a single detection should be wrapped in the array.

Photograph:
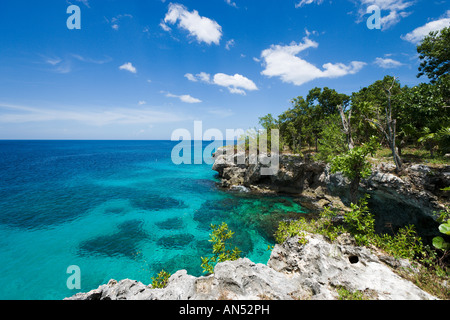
[
  {"x1": 330, "y1": 137, "x2": 380, "y2": 204},
  {"x1": 305, "y1": 87, "x2": 350, "y2": 152},
  {"x1": 354, "y1": 76, "x2": 403, "y2": 172},
  {"x1": 316, "y1": 114, "x2": 348, "y2": 161},
  {"x1": 417, "y1": 27, "x2": 450, "y2": 82}
]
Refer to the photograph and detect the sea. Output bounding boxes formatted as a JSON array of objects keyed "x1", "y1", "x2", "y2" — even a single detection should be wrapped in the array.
[{"x1": 0, "y1": 140, "x2": 307, "y2": 300}]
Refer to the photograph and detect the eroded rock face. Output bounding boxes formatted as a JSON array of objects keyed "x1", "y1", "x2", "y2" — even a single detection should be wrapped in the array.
[
  {"x1": 66, "y1": 234, "x2": 437, "y2": 301},
  {"x1": 212, "y1": 147, "x2": 449, "y2": 240}
]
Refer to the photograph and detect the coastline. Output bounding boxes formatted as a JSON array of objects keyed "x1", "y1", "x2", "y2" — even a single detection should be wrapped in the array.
[{"x1": 67, "y1": 145, "x2": 449, "y2": 300}]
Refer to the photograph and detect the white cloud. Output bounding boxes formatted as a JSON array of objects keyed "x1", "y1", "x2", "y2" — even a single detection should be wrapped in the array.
[
  {"x1": 185, "y1": 72, "x2": 211, "y2": 83},
  {"x1": 107, "y1": 14, "x2": 133, "y2": 31},
  {"x1": 224, "y1": 0, "x2": 237, "y2": 8},
  {"x1": 165, "y1": 92, "x2": 202, "y2": 104},
  {"x1": 225, "y1": 39, "x2": 235, "y2": 50},
  {"x1": 213, "y1": 73, "x2": 258, "y2": 95},
  {"x1": 355, "y1": 0, "x2": 415, "y2": 30},
  {"x1": 184, "y1": 73, "x2": 197, "y2": 82},
  {"x1": 159, "y1": 22, "x2": 171, "y2": 32},
  {"x1": 197, "y1": 72, "x2": 212, "y2": 83},
  {"x1": 119, "y1": 62, "x2": 137, "y2": 74},
  {"x1": 374, "y1": 57, "x2": 404, "y2": 68},
  {"x1": 0, "y1": 103, "x2": 185, "y2": 126},
  {"x1": 401, "y1": 10, "x2": 450, "y2": 43},
  {"x1": 163, "y1": 3, "x2": 222, "y2": 45},
  {"x1": 260, "y1": 37, "x2": 366, "y2": 86},
  {"x1": 295, "y1": 0, "x2": 323, "y2": 8},
  {"x1": 185, "y1": 71, "x2": 258, "y2": 95}
]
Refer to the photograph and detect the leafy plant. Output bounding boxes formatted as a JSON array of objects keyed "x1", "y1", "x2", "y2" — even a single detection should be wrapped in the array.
[
  {"x1": 417, "y1": 27, "x2": 450, "y2": 82},
  {"x1": 433, "y1": 209, "x2": 450, "y2": 252},
  {"x1": 151, "y1": 270, "x2": 171, "y2": 289},
  {"x1": 375, "y1": 225, "x2": 425, "y2": 261},
  {"x1": 201, "y1": 223, "x2": 242, "y2": 274},
  {"x1": 342, "y1": 194, "x2": 375, "y2": 246},
  {"x1": 330, "y1": 137, "x2": 380, "y2": 204},
  {"x1": 275, "y1": 219, "x2": 310, "y2": 245},
  {"x1": 336, "y1": 286, "x2": 368, "y2": 300}
]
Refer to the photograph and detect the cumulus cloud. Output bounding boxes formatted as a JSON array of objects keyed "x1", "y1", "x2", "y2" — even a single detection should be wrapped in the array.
[
  {"x1": 213, "y1": 73, "x2": 258, "y2": 95},
  {"x1": 163, "y1": 3, "x2": 222, "y2": 45},
  {"x1": 260, "y1": 37, "x2": 365, "y2": 86},
  {"x1": 374, "y1": 57, "x2": 404, "y2": 68},
  {"x1": 185, "y1": 72, "x2": 258, "y2": 95},
  {"x1": 401, "y1": 10, "x2": 450, "y2": 44},
  {"x1": 119, "y1": 62, "x2": 137, "y2": 74}
]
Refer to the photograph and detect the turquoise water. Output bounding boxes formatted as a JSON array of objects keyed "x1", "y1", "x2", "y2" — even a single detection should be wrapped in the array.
[{"x1": 0, "y1": 141, "x2": 307, "y2": 300}]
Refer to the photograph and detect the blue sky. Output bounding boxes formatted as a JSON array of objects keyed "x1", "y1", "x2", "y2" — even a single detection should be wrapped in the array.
[{"x1": 0, "y1": 0, "x2": 449, "y2": 140}]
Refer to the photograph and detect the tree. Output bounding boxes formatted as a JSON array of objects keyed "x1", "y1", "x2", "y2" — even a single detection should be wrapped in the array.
[
  {"x1": 362, "y1": 76, "x2": 403, "y2": 172},
  {"x1": 338, "y1": 104, "x2": 355, "y2": 150},
  {"x1": 316, "y1": 114, "x2": 348, "y2": 161},
  {"x1": 330, "y1": 137, "x2": 380, "y2": 204},
  {"x1": 305, "y1": 87, "x2": 350, "y2": 152},
  {"x1": 417, "y1": 27, "x2": 450, "y2": 83}
]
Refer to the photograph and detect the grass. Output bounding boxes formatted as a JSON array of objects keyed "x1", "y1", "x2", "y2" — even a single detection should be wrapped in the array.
[{"x1": 374, "y1": 147, "x2": 449, "y2": 167}]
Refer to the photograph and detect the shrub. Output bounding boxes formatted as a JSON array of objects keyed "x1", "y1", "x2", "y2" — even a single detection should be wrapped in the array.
[
  {"x1": 151, "y1": 270, "x2": 171, "y2": 289},
  {"x1": 201, "y1": 223, "x2": 242, "y2": 274},
  {"x1": 275, "y1": 219, "x2": 310, "y2": 245}
]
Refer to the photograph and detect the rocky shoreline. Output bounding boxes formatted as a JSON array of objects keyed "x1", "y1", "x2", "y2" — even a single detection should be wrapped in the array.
[
  {"x1": 212, "y1": 146, "x2": 450, "y2": 242},
  {"x1": 66, "y1": 233, "x2": 437, "y2": 300},
  {"x1": 67, "y1": 146, "x2": 449, "y2": 300}
]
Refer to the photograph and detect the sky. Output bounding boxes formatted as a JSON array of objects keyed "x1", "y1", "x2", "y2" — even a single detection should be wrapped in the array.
[{"x1": 0, "y1": 0, "x2": 449, "y2": 140}]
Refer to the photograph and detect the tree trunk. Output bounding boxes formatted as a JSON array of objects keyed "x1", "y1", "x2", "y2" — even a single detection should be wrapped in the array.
[
  {"x1": 338, "y1": 105, "x2": 354, "y2": 150},
  {"x1": 385, "y1": 78, "x2": 402, "y2": 173}
]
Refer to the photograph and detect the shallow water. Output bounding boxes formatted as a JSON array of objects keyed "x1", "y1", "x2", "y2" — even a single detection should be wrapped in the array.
[{"x1": 0, "y1": 141, "x2": 307, "y2": 300}]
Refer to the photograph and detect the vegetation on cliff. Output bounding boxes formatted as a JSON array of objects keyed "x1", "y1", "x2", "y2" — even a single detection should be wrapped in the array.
[
  {"x1": 259, "y1": 27, "x2": 450, "y2": 170},
  {"x1": 258, "y1": 27, "x2": 450, "y2": 299}
]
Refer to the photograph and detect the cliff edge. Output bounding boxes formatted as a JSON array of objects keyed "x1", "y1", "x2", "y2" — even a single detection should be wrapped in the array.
[{"x1": 66, "y1": 233, "x2": 437, "y2": 300}]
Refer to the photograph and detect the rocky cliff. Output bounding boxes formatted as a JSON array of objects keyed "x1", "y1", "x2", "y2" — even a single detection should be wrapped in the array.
[
  {"x1": 66, "y1": 147, "x2": 448, "y2": 301},
  {"x1": 66, "y1": 233, "x2": 437, "y2": 300},
  {"x1": 212, "y1": 146, "x2": 450, "y2": 241}
]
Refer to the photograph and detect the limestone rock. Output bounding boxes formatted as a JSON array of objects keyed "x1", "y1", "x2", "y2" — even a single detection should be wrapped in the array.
[{"x1": 67, "y1": 234, "x2": 437, "y2": 301}]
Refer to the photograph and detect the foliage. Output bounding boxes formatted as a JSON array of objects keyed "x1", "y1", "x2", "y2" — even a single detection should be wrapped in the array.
[
  {"x1": 330, "y1": 137, "x2": 379, "y2": 181},
  {"x1": 329, "y1": 137, "x2": 380, "y2": 204},
  {"x1": 275, "y1": 219, "x2": 310, "y2": 245},
  {"x1": 433, "y1": 209, "x2": 450, "y2": 252},
  {"x1": 201, "y1": 223, "x2": 242, "y2": 274},
  {"x1": 315, "y1": 114, "x2": 348, "y2": 161},
  {"x1": 418, "y1": 127, "x2": 450, "y2": 156},
  {"x1": 151, "y1": 270, "x2": 171, "y2": 289},
  {"x1": 417, "y1": 27, "x2": 450, "y2": 82},
  {"x1": 342, "y1": 195, "x2": 375, "y2": 246},
  {"x1": 374, "y1": 225, "x2": 425, "y2": 261},
  {"x1": 336, "y1": 286, "x2": 369, "y2": 300}
]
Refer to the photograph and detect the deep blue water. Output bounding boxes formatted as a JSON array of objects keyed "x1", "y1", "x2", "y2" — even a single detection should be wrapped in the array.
[{"x1": 0, "y1": 141, "x2": 307, "y2": 300}]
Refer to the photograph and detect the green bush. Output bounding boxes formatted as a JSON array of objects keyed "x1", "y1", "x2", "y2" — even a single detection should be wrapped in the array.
[
  {"x1": 151, "y1": 270, "x2": 171, "y2": 289},
  {"x1": 374, "y1": 225, "x2": 425, "y2": 261},
  {"x1": 201, "y1": 223, "x2": 242, "y2": 274},
  {"x1": 275, "y1": 219, "x2": 310, "y2": 245}
]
